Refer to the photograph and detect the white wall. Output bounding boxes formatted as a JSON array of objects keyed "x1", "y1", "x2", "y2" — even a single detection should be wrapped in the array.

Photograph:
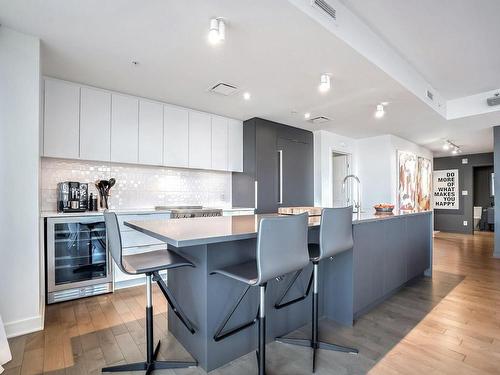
[
  {"x1": 314, "y1": 130, "x2": 433, "y2": 211},
  {"x1": 0, "y1": 27, "x2": 42, "y2": 337}
]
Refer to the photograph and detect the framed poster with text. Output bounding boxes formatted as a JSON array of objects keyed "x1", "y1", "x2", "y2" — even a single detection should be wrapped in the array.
[{"x1": 433, "y1": 169, "x2": 459, "y2": 209}]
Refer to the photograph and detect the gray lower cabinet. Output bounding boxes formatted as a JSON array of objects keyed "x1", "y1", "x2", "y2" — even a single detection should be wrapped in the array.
[
  {"x1": 232, "y1": 117, "x2": 313, "y2": 213},
  {"x1": 353, "y1": 214, "x2": 432, "y2": 316}
]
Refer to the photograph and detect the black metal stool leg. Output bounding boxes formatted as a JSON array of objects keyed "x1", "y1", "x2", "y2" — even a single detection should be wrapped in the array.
[
  {"x1": 275, "y1": 262, "x2": 358, "y2": 373},
  {"x1": 102, "y1": 273, "x2": 197, "y2": 374},
  {"x1": 257, "y1": 284, "x2": 266, "y2": 375}
]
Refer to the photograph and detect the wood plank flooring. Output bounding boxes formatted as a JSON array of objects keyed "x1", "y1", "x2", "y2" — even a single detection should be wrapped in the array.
[{"x1": 4, "y1": 231, "x2": 499, "y2": 374}]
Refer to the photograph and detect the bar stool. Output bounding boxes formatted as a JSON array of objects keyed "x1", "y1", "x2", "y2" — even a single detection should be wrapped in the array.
[
  {"x1": 101, "y1": 211, "x2": 197, "y2": 374},
  {"x1": 211, "y1": 213, "x2": 310, "y2": 375},
  {"x1": 276, "y1": 207, "x2": 358, "y2": 373}
]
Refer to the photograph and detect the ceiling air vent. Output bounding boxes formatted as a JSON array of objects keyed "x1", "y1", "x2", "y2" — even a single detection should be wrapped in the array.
[
  {"x1": 487, "y1": 93, "x2": 500, "y2": 106},
  {"x1": 310, "y1": 116, "x2": 330, "y2": 124},
  {"x1": 209, "y1": 82, "x2": 239, "y2": 96},
  {"x1": 313, "y1": 0, "x2": 337, "y2": 21}
]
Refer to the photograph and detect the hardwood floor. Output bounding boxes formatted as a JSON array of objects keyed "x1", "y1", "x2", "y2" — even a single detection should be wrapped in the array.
[{"x1": 4, "y1": 231, "x2": 500, "y2": 374}]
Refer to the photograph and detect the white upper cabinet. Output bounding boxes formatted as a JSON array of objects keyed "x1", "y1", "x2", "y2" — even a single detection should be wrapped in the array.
[
  {"x1": 43, "y1": 79, "x2": 80, "y2": 159},
  {"x1": 139, "y1": 100, "x2": 163, "y2": 165},
  {"x1": 80, "y1": 87, "x2": 111, "y2": 161},
  {"x1": 163, "y1": 105, "x2": 189, "y2": 168},
  {"x1": 228, "y1": 119, "x2": 243, "y2": 172},
  {"x1": 211, "y1": 116, "x2": 228, "y2": 171},
  {"x1": 188, "y1": 111, "x2": 212, "y2": 170},
  {"x1": 42, "y1": 78, "x2": 243, "y2": 172},
  {"x1": 111, "y1": 94, "x2": 139, "y2": 163}
]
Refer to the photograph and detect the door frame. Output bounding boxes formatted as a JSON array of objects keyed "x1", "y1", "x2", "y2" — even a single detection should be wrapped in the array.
[{"x1": 330, "y1": 149, "x2": 353, "y2": 208}]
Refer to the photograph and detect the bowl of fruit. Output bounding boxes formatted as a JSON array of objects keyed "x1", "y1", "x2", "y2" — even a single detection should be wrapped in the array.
[{"x1": 374, "y1": 203, "x2": 395, "y2": 214}]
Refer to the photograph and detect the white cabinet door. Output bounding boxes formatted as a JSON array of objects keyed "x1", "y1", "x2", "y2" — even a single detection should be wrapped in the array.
[
  {"x1": 228, "y1": 119, "x2": 243, "y2": 172},
  {"x1": 80, "y1": 87, "x2": 111, "y2": 161},
  {"x1": 139, "y1": 101, "x2": 163, "y2": 165},
  {"x1": 211, "y1": 116, "x2": 228, "y2": 171},
  {"x1": 111, "y1": 94, "x2": 139, "y2": 163},
  {"x1": 163, "y1": 105, "x2": 189, "y2": 168},
  {"x1": 43, "y1": 79, "x2": 80, "y2": 159},
  {"x1": 188, "y1": 111, "x2": 212, "y2": 169}
]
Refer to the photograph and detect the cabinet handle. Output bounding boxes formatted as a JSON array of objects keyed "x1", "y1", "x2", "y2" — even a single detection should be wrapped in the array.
[
  {"x1": 255, "y1": 180, "x2": 258, "y2": 209},
  {"x1": 278, "y1": 149, "x2": 283, "y2": 204}
]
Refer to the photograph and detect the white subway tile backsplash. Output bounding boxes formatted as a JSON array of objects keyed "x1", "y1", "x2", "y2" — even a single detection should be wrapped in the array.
[{"x1": 40, "y1": 157, "x2": 232, "y2": 211}]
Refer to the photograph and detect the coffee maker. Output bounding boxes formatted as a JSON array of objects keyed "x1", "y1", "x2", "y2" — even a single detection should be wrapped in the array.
[{"x1": 57, "y1": 182, "x2": 88, "y2": 212}]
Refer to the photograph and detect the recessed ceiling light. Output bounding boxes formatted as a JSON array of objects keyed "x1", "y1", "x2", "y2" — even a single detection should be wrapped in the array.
[
  {"x1": 318, "y1": 74, "x2": 331, "y2": 93},
  {"x1": 304, "y1": 112, "x2": 311, "y2": 119},
  {"x1": 243, "y1": 92, "x2": 251, "y2": 100},
  {"x1": 375, "y1": 104, "x2": 385, "y2": 118},
  {"x1": 208, "y1": 18, "x2": 226, "y2": 45}
]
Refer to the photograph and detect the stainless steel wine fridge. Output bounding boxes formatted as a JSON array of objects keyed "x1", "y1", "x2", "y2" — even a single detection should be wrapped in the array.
[{"x1": 46, "y1": 216, "x2": 113, "y2": 304}]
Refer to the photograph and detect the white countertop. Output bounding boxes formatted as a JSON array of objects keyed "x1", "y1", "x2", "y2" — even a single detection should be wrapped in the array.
[{"x1": 40, "y1": 207, "x2": 255, "y2": 218}]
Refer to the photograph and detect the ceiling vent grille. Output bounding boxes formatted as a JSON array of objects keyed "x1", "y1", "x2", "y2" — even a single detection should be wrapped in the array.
[
  {"x1": 209, "y1": 82, "x2": 239, "y2": 96},
  {"x1": 310, "y1": 116, "x2": 330, "y2": 124},
  {"x1": 487, "y1": 93, "x2": 500, "y2": 106},
  {"x1": 313, "y1": 0, "x2": 337, "y2": 21}
]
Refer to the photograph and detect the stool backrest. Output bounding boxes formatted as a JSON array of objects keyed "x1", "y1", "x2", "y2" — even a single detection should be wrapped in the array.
[
  {"x1": 319, "y1": 207, "x2": 354, "y2": 260},
  {"x1": 256, "y1": 213, "x2": 310, "y2": 285},
  {"x1": 103, "y1": 211, "x2": 126, "y2": 273}
]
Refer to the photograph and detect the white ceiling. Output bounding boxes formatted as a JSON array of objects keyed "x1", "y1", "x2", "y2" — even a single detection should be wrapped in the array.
[
  {"x1": 0, "y1": 0, "x2": 498, "y2": 156},
  {"x1": 341, "y1": 0, "x2": 500, "y2": 99}
]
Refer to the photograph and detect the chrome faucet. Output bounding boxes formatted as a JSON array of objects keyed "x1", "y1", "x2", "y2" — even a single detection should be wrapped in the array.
[{"x1": 342, "y1": 174, "x2": 361, "y2": 218}]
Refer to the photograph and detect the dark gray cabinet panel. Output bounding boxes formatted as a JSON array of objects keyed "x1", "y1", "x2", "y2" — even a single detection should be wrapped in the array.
[
  {"x1": 232, "y1": 118, "x2": 313, "y2": 213},
  {"x1": 406, "y1": 215, "x2": 431, "y2": 279},
  {"x1": 353, "y1": 213, "x2": 432, "y2": 316},
  {"x1": 255, "y1": 123, "x2": 278, "y2": 213},
  {"x1": 353, "y1": 222, "x2": 385, "y2": 313},
  {"x1": 383, "y1": 219, "x2": 407, "y2": 293},
  {"x1": 277, "y1": 137, "x2": 314, "y2": 207}
]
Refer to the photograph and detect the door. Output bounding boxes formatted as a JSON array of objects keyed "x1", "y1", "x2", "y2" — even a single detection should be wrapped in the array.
[
  {"x1": 255, "y1": 123, "x2": 278, "y2": 213},
  {"x1": 332, "y1": 152, "x2": 351, "y2": 208},
  {"x1": 211, "y1": 115, "x2": 228, "y2": 170},
  {"x1": 163, "y1": 105, "x2": 189, "y2": 168},
  {"x1": 111, "y1": 94, "x2": 139, "y2": 163},
  {"x1": 188, "y1": 111, "x2": 212, "y2": 169},
  {"x1": 227, "y1": 119, "x2": 243, "y2": 172},
  {"x1": 47, "y1": 219, "x2": 110, "y2": 292},
  {"x1": 276, "y1": 137, "x2": 314, "y2": 207},
  {"x1": 43, "y1": 79, "x2": 80, "y2": 159},
  {"x1": 80, "y1": 87, "x2": 111, "y2": 161},
  {"x1": 138, "y1": 100, "x2": 163, "y2": 165}
]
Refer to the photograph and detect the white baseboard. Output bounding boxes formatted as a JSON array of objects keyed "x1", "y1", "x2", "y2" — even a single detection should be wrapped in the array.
[{"x1": 4, "y1": 315, "x2": 43, "y2": 338}]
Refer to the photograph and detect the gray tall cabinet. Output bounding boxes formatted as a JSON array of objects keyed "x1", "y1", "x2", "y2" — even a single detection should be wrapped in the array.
[{"x1": 232, "y1": 118, "x2": 314, "y2": 213}]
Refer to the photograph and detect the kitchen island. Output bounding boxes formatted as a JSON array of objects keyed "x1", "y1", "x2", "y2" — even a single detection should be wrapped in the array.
[{"x1": 125, "y1": 210, "x2": 432, "y2": 371}]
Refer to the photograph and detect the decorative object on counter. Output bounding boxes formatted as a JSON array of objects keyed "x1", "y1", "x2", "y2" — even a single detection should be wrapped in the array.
[
  {"x1": 95, "y1": 178, "x2": 116, "y2": 210},
  {"x1": 374, "y1": 203, "x2": 395, "y2": 215},
  {"x1": 278, "y1": 206, "x2": 322, "y2": 216},
  {"x1": 57, "y1": 181, "x2": 88, "y2": 213}
]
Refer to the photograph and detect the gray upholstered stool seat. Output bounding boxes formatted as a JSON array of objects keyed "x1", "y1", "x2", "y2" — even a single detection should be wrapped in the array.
[
  {"x1": 122, "y1": 250, "x2": 193, "y2": 275},
  {"x1": 276, "y1": 207, "x2": 358, "y2": 373},
  {"x1": 210, "y1": 213, "x2": 310, "y2": 375},
  {"x1": 210, "y1": 260, "x2": 258, "y2": 285},
  {"x1": 102, "y1": 211, "x2": 197, "y2": 375}
]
